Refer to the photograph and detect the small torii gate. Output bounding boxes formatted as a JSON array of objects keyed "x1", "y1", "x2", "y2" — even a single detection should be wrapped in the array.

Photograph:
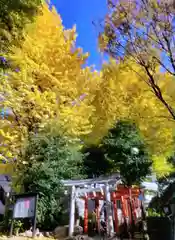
[{"x1": 61, "y1": 174, "x2": 122, "y2": 237}]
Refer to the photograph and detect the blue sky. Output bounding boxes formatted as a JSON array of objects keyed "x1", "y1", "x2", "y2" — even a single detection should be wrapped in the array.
[{"x1": 52, "y1": 0, "x2": 108, "y2": 69}]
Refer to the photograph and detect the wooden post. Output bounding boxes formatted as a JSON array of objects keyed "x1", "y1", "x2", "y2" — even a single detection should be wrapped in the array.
[
  {"x1": 69, "y1": 185, "x2": 76, "y2": 236},
  {"x1": 128, "y1": 187, "x2": 135, "y2": 239},
  {"x1": 105, "y1": 183, "x2": 114, "y2": 236},
  {"x1": 113, "y1": 200, "x2": 118, "y2": 233},
  {"x1": 133, "y1": 198, "x2": 137, "y2": 222},
  {"x1": 95, "y1": 198, "x2": 100, "y2": 233},
  {"x1": 121, "y1": 196, "x2": 124, "y2": 217},
  {"x1": 130, "y1": 188, "x2": 135, "y2": 224},
  {"x1": 32, "y1": 194, "x2": 38, "y2": 238},
  {"x1": 9, "y1": 219, "x2": 14, "y2": 237},
  {"x1": 84, "y1": 197, "x2": 88, "y2": 234},
  {"x1": 121, "y1": 196, "x2": 126, "y2": 218}
]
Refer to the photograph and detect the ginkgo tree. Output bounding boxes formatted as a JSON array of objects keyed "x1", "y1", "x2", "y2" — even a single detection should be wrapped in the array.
[
  {"x1": 87, "y1": 59, "x2": 175, "y2": 176},
  {"x1": 100, "y1": 0, "x2": 175, "y2": 121},
  {"x1": 0, "y1": 3, "x2": 100, "y2": 163},
  {"x1": 96, "y1": 0, "x2": 175, "y2": 176},
  {"x1": 89, "y1": 59, "x2": 173, "y2": 153},
  {"x1": 0, "y1": 1, "x2": 173, "y2": 179},
  {"x1": 0, "y1": 0, "x2": 42, "y2": 53}
]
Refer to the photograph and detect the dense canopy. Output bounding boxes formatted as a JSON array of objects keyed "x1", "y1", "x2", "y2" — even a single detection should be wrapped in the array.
[{"x1": 0, "y1": 1, "x2": 174, "y2": 177}]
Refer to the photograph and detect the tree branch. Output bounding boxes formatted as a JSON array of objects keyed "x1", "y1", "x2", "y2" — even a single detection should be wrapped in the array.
[
  {"x1": 143, "y1": 64, "x2": 175, "y2": 119},
  {"x1": 162, "y1": 33, "x2": 175, "y2": 73}
]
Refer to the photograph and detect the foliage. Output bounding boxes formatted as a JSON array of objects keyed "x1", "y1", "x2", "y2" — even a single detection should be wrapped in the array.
[
  {"x1": 83, "y1": 120, "x2": 152, "y2": 185},
  {"x1": 102, "y1": 120, "x2": 152, "y2": 186},
  {"x1": 0, "y1": 3, "x2": 100, "y2": 163},
  {"x1": 87, "y1": 60, "x2": 174, "y2": 175},
  {"x1": 0, "y1": 0, "x2": 173, "y2": 180},
  {"x1": 156, "y1": 149, "x2": 175, "y2": 190},
  {"x1": 0, "y1": 0, "x2": 42, "y2": 53},
  {"x1": 16, "y1": 130, "x2": 85, "y2": 229},
  {"x1": 82, "y1": 145, "x2": 112, "y2": 178},
  {"x1": 13, "y1": 220, "x2": 24, "y2": 233},
  {"x1": 100, "y1": 0, "x2": 175, "y2": 120},
  {"x1": 152, "y1": 154, "x2": 174, "y2": 177},
  {"x1": 147, "y1": 208, "x2": 162, "y2": 217}
]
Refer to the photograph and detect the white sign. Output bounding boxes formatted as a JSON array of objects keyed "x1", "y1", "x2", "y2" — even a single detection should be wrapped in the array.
[{"x1": 13, "y1": 197, "x2": 36, "y2": 219}]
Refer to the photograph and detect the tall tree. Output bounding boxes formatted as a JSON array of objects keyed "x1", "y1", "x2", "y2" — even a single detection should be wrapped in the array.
[
  {"x1": 102, "y1": 120, "x2": 152, "y2": 186},
  {"x1": 0, "y1": 3, "x2": 100, "y2": 163},
  {"x1": 0, "y1": 0, "x2": 43, "y2": 161},
  {"x1": 83, "y1": 120, "x2": 152, "y2": 185},
  {"x1": 99, "y1": 0, "x2": 175, "y2": 120},
  {"x1": 86, "y1": 60, "x2": 174, "y2": 176}
]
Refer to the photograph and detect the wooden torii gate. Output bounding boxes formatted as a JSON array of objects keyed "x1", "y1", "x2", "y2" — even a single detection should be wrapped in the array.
[{"x1": 61, "y1": 174, "x2": 122, "y2": 237}]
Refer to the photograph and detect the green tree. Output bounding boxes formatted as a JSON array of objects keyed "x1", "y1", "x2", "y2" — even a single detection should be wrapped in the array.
[
  {"x1": 82, "y1": 145, "x2": 112, "y2": 178},
  {"x1": 83, "y1": 120, "x2": 152, "y2": 185},
  {"x1": 83, "y1": 120, "x2": 151, "y2": 239},
  {"x1": 16, "y1": 130, "x2": 84, "y2": 229},
  {"x1": 102, "y1": 120, "x2": 152, "y2": 186}
]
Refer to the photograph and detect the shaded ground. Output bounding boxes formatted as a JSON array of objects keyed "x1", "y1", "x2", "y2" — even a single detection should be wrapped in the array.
[{"x1": 0, "y1": 237, "x2": 54, "y2": 240}]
